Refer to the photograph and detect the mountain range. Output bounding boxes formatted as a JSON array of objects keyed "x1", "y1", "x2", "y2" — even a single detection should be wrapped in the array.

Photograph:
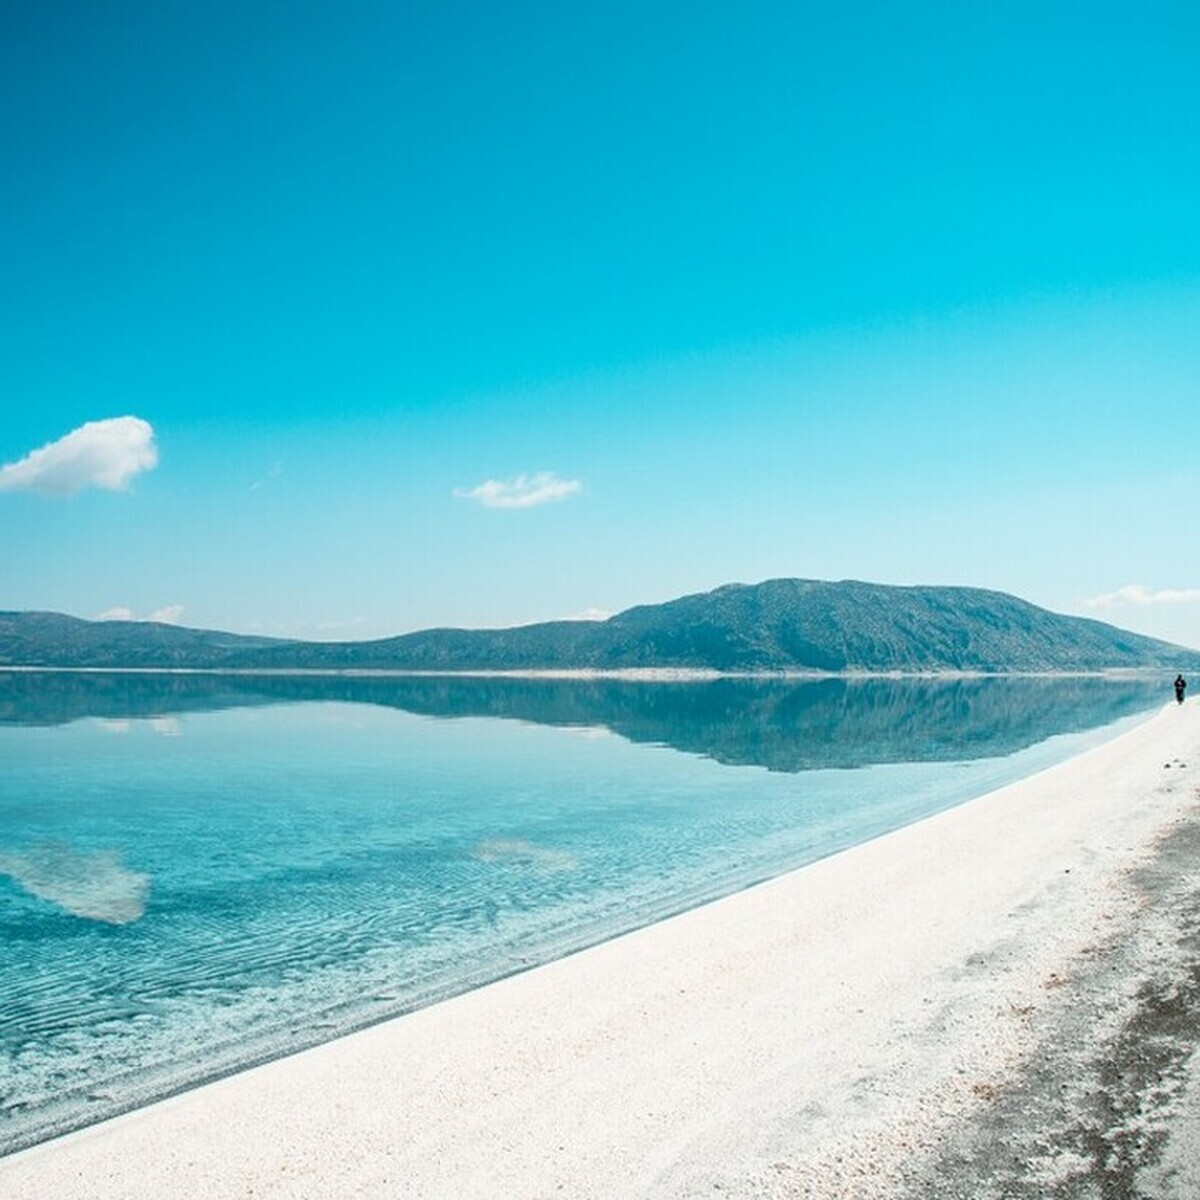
[{"x1": 2, "y1": 579, "x2": 1197, "y2": 673}]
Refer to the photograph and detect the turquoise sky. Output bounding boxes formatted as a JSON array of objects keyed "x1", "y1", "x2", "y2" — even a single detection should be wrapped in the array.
[{"x1": 3, "y1": 3, "x2": 1199, "y2": 647}]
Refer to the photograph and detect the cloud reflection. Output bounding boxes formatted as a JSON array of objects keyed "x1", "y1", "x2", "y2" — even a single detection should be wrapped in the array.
[
  {"x1": 0, "y1": 843, "x2": 151, "y2": 924},
  {"x1": 473, "y1": 837, "x2": 578, "y2": 872}
]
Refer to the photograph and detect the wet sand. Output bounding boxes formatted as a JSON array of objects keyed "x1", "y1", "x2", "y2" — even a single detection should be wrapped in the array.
[{"x1": 3, "y1": 700, "x2": 1197, "y2": 1198}]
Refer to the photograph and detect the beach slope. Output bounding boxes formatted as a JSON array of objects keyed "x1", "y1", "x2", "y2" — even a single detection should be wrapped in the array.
[{"x1": 4, "y1": 701, "x2": 1199, "y2": 1198}]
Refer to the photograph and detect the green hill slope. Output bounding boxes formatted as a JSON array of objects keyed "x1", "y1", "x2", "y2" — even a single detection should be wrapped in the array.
[{"x1": 2, "y1": 580, "x2": 1196, "y2": 672}]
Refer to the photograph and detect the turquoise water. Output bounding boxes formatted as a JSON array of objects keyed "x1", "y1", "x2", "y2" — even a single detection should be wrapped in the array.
[{"x1": 0, "y1": 673, "x2": 1164, "y2": 1153}]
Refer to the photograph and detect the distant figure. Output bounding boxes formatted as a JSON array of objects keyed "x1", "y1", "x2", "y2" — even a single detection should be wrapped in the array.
[{"x1": 1175, "y1": 674, "x2": 1187, "y2": 704}]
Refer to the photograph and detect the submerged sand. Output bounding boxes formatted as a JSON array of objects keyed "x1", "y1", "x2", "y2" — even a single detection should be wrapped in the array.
[{"x1": 3, "y1": 701, "x2": 1198, "y2": 1198}]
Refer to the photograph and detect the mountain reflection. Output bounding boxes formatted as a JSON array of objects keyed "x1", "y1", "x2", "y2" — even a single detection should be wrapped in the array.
[{"x1": 0, "y1": 671, "x2": 1167, "y2": 771}]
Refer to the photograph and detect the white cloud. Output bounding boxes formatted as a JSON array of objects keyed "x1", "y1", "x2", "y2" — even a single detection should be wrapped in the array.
[
  {"x1": 95, "y1": 604, "x2": 185, "y2": 625},
  {"x1": 249, "y1": 461, "x2": 282, "y2": 491},
  {"x1": 454, "y1": 471, "x2": 582, "y2": 510},
  {"x1": 0, "y1": 416, "x2": 158, "y2": 496},
  {"x1": 1084, "y1": 584, "x2": 1200, "y2": 609},
  {"x1": 96, "y1": 606, "x2": 136, "y2": 622},
  {"x1": 567, "y1": 607, "x2": 612, "y2": 622}
]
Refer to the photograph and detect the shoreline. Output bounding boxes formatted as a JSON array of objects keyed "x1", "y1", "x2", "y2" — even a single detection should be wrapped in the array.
[
  {"x1": 0, "y1": 665, "x2": 1173, "y2": 680},
  {"x1": 3, "y1": 701, "x2": 1198, "y2": 1197}
]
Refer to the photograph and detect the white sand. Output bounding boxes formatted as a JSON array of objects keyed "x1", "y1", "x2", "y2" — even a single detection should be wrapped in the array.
[{"x1": 3, "y1": 701, "x2": 1197, "y2": 1198}]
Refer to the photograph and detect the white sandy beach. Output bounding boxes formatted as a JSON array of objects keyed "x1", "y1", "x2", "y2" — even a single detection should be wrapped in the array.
[{"x1": 3, "y1": 700, "x2": 1198, "y2": 1198}]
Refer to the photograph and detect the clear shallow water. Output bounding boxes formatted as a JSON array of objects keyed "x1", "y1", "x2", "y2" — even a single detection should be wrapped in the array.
[{"x1": 0, "y1": 673, "x2": 1165, "y2": 1153}]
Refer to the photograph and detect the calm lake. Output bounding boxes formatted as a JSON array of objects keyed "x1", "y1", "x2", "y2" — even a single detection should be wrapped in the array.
[{"x1": 0, "y1": 672, "x2": 1165, "y2": 1153}]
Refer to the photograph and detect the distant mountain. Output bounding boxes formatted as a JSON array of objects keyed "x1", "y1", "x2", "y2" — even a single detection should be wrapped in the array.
[
  {"x1": 0, "y1": 611, "x2": 288, "y2": 669},
  {"x1": 2, "y1": 580, "x2": 1198, "y2": 673}
]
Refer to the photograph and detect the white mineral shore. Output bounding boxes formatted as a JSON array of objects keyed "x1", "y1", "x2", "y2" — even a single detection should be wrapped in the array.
[{"x1": 4, "y1": 701, "x2": 1198, "y2": 1198}]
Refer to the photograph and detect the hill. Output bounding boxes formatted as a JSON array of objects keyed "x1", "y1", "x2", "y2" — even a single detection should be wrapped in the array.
[
  {"x1": 0, "y1": 611, "x2": 289, "y2": 669},
  {"x1": 1, "y1": 580, "x2": 1197, "y2": 673}
]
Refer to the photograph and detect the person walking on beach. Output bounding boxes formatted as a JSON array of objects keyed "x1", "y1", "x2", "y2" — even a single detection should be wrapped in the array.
[{"x1": 1175, "y1": 674, "x2": 1187, "y2": 704}]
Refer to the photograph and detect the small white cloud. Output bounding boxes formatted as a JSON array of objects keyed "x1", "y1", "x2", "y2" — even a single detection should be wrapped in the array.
[
  {"x1": 567, "y1": 607, "x2": 612, "y2": 622},
  {"x1": 1084, "y1": 584, "x2": 1200, "y2": 609},
  {"x1": 0, "y1": 416, "x2": 158, "y2": 497},
  {"x1": 454, "y1": 471, "x2": 582, "y2": 510},
  {"x1": 249, "y1": 461, "x2": 282, "y2": 491},
  {"x1": 149, "y1": 717, "x2": 181, "y2": 738},
  {"x1": 96, "y1": 606, "x2": 136, "y2": 622},
  {"x1": 95, "y1": 604, "x2": 185, "y2": 624}
]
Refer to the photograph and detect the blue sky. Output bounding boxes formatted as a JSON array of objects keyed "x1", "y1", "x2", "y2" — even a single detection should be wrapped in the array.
[{"x1": 3, "y1": 2, "x2": 1200, "y2": 646}]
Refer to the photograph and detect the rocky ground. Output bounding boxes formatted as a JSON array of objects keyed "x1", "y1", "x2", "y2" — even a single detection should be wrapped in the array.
[{"x1": 899, "y1": 764, "x2": 1200, "y2": 1199}]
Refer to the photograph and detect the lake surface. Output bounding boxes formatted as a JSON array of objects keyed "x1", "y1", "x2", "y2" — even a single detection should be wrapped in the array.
[{"x1": 0, "y1": 672, "x2": 1165, "y2": 1153}]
